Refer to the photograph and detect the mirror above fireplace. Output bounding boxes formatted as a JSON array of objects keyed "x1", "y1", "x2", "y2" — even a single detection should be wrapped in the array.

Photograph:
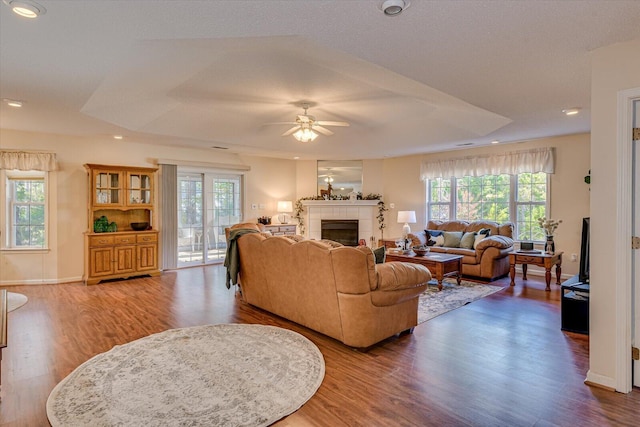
[{"x1": 317, "y1": 160, "x2": 363, "y2": 198}]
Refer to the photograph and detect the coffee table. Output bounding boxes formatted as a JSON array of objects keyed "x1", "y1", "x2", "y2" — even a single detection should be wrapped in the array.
[{"x1": 385, "y1": 251, "x2": 462, "y2": 291}]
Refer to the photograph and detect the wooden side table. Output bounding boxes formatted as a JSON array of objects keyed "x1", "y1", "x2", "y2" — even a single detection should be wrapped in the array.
[{"x1": 509, "y1": 251, "x2": 563, "y2": 291}]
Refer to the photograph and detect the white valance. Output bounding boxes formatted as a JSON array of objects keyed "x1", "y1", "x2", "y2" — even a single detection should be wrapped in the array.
[
  {"x1": 420, "y1": 147, "x2": 554, "y2": 180},
  {"x1": 0, "y1": 150, "x2": 58, "y2": 171}
]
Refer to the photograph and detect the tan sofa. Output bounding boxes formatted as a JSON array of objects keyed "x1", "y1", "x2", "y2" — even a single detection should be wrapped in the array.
[
  {"x1": 408, "y1": 220, "x2": 515, "y2": 281},
  {"x1": 235, "y1": 233, "x2": 433, "y2": 348}
]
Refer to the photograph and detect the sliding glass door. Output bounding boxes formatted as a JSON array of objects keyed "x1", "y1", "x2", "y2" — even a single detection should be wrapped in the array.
[{"x1": 177, "y1": 171, "x2": 242, "y2": 267}]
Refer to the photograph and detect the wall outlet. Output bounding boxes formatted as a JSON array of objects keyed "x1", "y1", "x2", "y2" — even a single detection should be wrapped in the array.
[{"x1": 571, "y1": 253, "x2": 578, "y2": 262}]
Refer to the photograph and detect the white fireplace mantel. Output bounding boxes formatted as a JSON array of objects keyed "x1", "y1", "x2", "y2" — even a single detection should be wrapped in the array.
[{"x1": 301, "y1": 200, "x2": 380, "y2": 244}]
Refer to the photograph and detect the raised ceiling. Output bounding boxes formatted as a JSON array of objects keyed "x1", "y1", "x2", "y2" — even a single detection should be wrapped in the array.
[{"x1": 1, "y1": 0, "x2": 640, "y2": 160}]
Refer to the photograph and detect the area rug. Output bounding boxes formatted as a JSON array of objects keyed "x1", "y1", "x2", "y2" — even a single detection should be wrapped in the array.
[
  {"x1": 418, "y1": 279, "x2": 504, "y2": 324},
  {"x1": 46, "y1": 324, "x2": 325, "y2": 427},
  {"x1": 7, "y1": 291, "x2": 28, "y2": 312}
]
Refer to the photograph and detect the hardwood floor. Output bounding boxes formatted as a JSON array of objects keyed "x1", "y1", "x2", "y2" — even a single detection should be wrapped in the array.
[{"x1": 1, "y1": 265, "x2": 639, "y2": 426}]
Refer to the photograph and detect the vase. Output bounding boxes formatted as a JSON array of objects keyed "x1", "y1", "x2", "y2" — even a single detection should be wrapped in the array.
[{"x1": 545, "y1": 235, "x2": 555, "y2": 254}]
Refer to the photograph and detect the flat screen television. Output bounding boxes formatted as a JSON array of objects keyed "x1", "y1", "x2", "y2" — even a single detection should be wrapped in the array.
[{"x1": 579, "y1": 217, "x2": 590, "y2": 283}]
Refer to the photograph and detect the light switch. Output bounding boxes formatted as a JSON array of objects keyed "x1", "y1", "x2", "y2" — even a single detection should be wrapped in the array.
[{"x1": 259, "y1": 204, "x2": 265, "y2": 209}]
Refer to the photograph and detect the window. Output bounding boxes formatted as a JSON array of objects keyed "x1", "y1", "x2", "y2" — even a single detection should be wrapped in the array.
[
  {"x1": 426, "y1": 172, "x2": 548, "y2": 241},
  {"x1": 3, "y1": 171, "x2": 48, "y2": 249}
]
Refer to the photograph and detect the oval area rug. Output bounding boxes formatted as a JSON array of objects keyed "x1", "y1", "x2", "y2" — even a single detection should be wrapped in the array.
[{"x1": 46, "y1": 324, "x2": 325, "y2": 427}]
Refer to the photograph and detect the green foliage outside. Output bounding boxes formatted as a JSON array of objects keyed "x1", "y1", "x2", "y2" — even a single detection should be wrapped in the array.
[
  {"x1": 427, "y1": 172, "x2": 547, "y2": 241},
  {"x1": 12, "y1": 179, "x2": 45, "y2": 247}
]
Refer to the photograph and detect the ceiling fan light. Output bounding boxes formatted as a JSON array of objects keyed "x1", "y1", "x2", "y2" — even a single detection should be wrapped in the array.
[
  {"x1": 3, "y1": 0, "x2": 46, "y2": 18},
  {"x1": 293, "y1": 128, "x2": 318, "y2": 143}
]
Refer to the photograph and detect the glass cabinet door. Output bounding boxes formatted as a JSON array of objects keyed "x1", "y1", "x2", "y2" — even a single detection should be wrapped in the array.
[
  {"x1": 127, "y1": 172, "x2": 153, "y2": 205},
  {"x1": 94, "y1": 171, "x2": 121, "y2": 205}
]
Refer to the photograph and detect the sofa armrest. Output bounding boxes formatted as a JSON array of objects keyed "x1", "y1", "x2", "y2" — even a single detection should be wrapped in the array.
[
  {"x1": 370, "y1": 262, "x2": 431, "y2": 306},
  {"x1": 375, "y1": 262, "x2": 431, "y2": 291},
  {"x1": 475, "y1": 235, "x2": 514, "y2": 251}
]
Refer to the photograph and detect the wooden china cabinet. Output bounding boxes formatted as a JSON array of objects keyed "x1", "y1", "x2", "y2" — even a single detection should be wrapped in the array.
[{"x1": 83, "y1": 164, "x2": 160, "y2": 285}]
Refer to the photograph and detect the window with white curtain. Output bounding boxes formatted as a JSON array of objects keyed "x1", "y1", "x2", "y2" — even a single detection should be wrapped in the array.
[
  {"x1": 422, "y1": 148, "x2": 554, "y2": 242},
  {"x1": 0, "y1": 151, "x2": 56, "y2": 250}
]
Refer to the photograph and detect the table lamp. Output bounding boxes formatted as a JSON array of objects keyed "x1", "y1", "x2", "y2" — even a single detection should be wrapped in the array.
[
  {"x1": 277, "y1": 200, "x2": 293, "y2": 224},
  {"x1": 397, "y1": 210, "x2": 416, "y2": 238}
]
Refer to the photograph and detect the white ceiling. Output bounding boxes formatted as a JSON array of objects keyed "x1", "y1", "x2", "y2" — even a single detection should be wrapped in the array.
[{"x1": 1, "y1": 0, "x2": 640, "y2": 160}]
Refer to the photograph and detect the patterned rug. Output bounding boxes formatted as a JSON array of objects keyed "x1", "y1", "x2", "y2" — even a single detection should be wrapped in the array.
[
  {"x1": 418, "y1": 279, "x2": 504, "y2": 324},
  {"x1": 46, "y1": 324, "x2": 325, "y2": 427},
  {"x1": 7, "y1": 291, "x2": 28, "y2": 312}
]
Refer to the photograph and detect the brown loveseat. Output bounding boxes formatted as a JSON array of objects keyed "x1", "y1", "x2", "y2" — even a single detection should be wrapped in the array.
[
  {"x1": 235, "y1": 233, "x2": 432, "y2": 348},
  {"x1": 408, "y1": 220, "x2": 515, "y2": 281}
]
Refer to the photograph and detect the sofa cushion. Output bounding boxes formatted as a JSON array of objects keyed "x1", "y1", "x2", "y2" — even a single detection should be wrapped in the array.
[
  {"x1": 443, "y1": 231, "x2": 463, "y2": 248},
  {"x1": 460, "y1": 231, "x2": 476, "y2": 249}
]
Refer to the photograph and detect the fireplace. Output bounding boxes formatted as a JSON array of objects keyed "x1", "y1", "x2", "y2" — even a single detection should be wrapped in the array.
[{"x1": 321, "y1": 220, "x2": 359, "y2": 246}]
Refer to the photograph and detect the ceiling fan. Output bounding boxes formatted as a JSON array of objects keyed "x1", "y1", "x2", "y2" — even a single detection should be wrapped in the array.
[{"x1": 269, "y1": 103, "x2": 349, "y2": 142}]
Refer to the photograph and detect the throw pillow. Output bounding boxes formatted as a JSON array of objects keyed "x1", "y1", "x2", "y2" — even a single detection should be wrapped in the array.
[
  {"x1": 460, "y1": 231, "x2": 477, "y2": 249},
  {"x1": 373, "y1": 246, "x2": 386, "y2": 264},
  {"x1": 442, "y1": 231, "x2": 463, "y2": 248},
  {"x1": 425, "y1": 229, "x2": 444, "y2": 246},
  {"x1": 473, "y1": 227, "x2": 492, "y2": 249},
  {"x1": 473, "y1": 233, "x2": 485, "y2": 249}
]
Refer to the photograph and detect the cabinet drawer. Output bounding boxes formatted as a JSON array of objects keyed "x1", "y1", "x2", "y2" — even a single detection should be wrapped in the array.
[
  {"x1": 114, "y1": 234, "x2": 136, "y2": 245},
  {"x1": 89, "y1": 235, "x2": 115, "y2": 246},
  {"x1": 137, "y1": 233, "x2": 158, "y2": 243},
  {"x1": 517, "y1": 255, "x2": 542, "y2": 264}
]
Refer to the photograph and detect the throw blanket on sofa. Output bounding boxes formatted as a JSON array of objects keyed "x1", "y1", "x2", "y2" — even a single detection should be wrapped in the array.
[{"x1": 224, "y1": 228, "x2": 260, "y2": 289}]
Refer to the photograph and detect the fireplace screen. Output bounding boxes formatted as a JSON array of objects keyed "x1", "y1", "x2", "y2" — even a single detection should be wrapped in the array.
[{"x1": 321, "y1": 220, "x2": 359, "y2": 246}]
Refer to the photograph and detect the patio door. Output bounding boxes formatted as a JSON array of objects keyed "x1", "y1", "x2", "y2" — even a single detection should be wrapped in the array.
[{"x1": 177, "y1": 171, "x2": 243, "y2": 267}]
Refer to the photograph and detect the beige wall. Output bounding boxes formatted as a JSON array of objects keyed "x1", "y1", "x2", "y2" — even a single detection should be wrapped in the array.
[
  {"x1": 380, "y1": 134, "x2": 591, "y2": 278},
  {"x1": 589, "y1": 37, "x2": 640, "y2": 389},
  {"x1": 0, "y1": 128, "x2": 592, "y2": 285},
  {"x1": 0, "y1": 129, "x2": 297, "y2": 284}
]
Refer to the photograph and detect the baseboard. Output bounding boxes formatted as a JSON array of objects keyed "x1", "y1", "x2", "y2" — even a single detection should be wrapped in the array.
[
  {"x1": 585, "y1": 370, "x2": 617, "y2": 391},
  {"x1": 0, "y1": 276, "x2": 83, "y2": 286},
  {"x1": 514, "y1": 265, "x2": 575, "y2": 280}
]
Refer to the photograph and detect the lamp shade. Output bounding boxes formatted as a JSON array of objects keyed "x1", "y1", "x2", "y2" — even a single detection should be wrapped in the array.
[
  {"x1": 397, "y1": 211, "x2": 416, "y2": 224},
  {"x1": 277, "y1": 200, "x2": 293, "y2": 213}
]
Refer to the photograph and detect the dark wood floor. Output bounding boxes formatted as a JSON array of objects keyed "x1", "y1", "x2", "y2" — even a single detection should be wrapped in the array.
[{"x1": 1, "y1": 266, "x2": 639, "y2": 427}]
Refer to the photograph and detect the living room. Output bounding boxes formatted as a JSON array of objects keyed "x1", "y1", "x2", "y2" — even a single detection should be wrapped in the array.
[{"x1": 1, "y1": 1, "x2": 640, "y2": 425}]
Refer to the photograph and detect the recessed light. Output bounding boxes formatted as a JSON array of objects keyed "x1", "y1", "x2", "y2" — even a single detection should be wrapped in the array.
[
  {"x1": 2, "y1": 0, "x2": 46, "y2": 18},
  {"x1": 3, "y1": 98, "x2": 23, "y2": 107},
  {"x1": 491, "y1": 140, "x2": 500, "y2": 144},
  {"x1": 562, "y1": 108, "x2": 581, "y2": 116},
  {"x1": 379, "y1": 0, "x2": 410, "y2": 16},
  {"x1": 113, "y1": 135, "x2": 123, "y2": 140},
  {"x1": 293, "y1": 157, "x2": 300, "y2": 160}
]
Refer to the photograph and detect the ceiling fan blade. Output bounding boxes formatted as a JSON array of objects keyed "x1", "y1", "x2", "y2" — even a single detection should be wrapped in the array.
[
  {"x1": 313, "y1": 125, "x2": 334, "y2": 136},
  {"x1": 264, "y1": 121, "x2": 298, "y2": 126},
  {"x1": 281, "y1": 126, "x2": 300, "y2": 136},
  {"x1": 316, "y1": 120, "x2": 349, "y2": 127}
]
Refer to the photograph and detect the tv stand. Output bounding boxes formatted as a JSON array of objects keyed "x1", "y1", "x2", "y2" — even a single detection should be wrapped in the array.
[{"x1": 561, "y1": 274, "x2": 589, "y2": 334}]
